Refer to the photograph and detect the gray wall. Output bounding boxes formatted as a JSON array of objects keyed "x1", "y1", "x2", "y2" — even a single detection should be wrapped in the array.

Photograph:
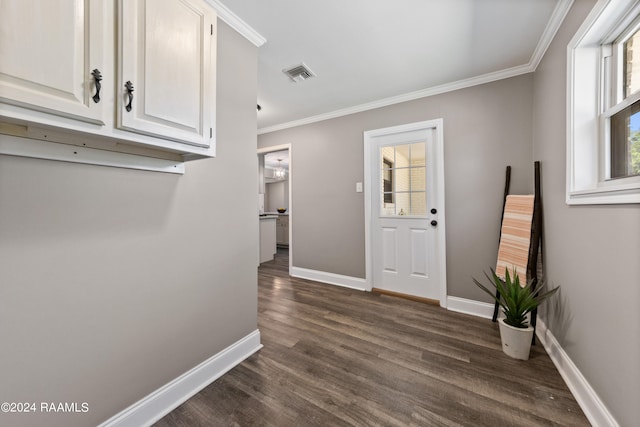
[
  {"x1": 0, "y1": 21, "x2": 258, "y2": 427},
  {"x1": 266, "y1": 180, "x2": 288, "y2": 212},
  {"x1": 259, "y1": 74, "x2": 534, "y2": 298},
  {"x1": 532, "y1": 1, "x2": 640, "y2": 426}
]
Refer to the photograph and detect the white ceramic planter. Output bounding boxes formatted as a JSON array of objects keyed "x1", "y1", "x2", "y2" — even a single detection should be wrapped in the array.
[{"x1": 498, "y1": 318, "x2": 534, "y2": 360}]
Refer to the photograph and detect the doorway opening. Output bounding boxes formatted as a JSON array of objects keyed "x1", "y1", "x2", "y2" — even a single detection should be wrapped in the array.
[{"x1": 258, "y1": 144, "x2": 292, "y2": 275}]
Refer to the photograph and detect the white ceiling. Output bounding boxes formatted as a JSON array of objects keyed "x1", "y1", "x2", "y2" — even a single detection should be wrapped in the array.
[
  {"x1": 264, "y1": 150, "x2": 289, "y2": 170},
  {"x1": 214, "y1": 0, "x2": 568, "y2": 133}
]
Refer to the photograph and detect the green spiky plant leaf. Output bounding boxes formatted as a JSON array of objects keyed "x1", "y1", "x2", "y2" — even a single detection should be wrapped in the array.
[{"x1": 472, "y1": 267, "x2": 559, "y2": 328}]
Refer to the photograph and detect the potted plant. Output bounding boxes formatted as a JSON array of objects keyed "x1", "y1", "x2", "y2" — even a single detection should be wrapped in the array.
[{"x1": 473, "y1": 268, "x2": 559, "y2": 360}]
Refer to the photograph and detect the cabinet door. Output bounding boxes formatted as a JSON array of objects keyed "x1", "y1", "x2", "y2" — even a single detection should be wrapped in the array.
[
  {"x1": 118, "y1": 0, "x2": 215, "y2": 148},
  {"x1": 0, "y1": 0, "x2": 105, "y2": 124},
  {"x1": 276, "y1": 219, "x2": 284, "y2": 244},
  {"x1": 282, "y1": 218, "x2": 289, "y2": 245}
]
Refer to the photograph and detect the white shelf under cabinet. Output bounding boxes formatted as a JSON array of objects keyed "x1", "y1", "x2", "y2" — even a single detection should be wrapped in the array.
[{"x1": 0, "y1": 133, "x2": 185, "y2": 174}]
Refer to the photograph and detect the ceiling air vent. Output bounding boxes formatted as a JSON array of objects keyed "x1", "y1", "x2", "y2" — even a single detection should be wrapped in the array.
[{"x1": 283, "y1": 63, "x2": 315, "y2": 83}]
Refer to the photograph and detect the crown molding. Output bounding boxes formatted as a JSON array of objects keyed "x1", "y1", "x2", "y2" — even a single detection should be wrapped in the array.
[
  {"x1": 205, "y1": 0, "x2": 266, "y2": 47},
  {"x1": 257, "y1": 0, "x2": 574, "y2": 135},
  {"x1": 258, "y1": 64, "x2": 533, "y2": 135},
  {"x1": 529, "y1": 0, "x2": 574, "y2": 69}
]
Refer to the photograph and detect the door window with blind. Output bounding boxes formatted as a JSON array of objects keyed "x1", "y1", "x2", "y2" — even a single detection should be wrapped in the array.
[{"x1": 380, "y1": 142, "x2": 426, "y2": 217}]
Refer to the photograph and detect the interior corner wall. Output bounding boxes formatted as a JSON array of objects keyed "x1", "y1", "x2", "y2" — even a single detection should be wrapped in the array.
[
  {"x1": 532, "y1": 1, "x2": 640, "y2": 426},
  {"x1": 258, "y1": 74, "x2": 534, "y2": 298},
  {"x1": 0, "y1": 21, "x2": 258, "y2": 427}
]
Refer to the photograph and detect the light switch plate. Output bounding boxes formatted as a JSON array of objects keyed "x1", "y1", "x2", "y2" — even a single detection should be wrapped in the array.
[{"x1": 356, "y1": 182, "x2": 363, "y2": 193}]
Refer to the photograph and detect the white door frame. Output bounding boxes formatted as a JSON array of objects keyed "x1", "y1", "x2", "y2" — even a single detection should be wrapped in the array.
[
  {"x1": 363, "y1": 119, "x2": 447, "y2": 307},
  {"x1": 258, "y1": 143, "x2": 293, "y2": 275}
]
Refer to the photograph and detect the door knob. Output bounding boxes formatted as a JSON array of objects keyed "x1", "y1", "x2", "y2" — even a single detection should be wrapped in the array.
[
  {"x1": 430, "y1": 208, "x2": 437, "y2": 214},
  {"x1": 430, "y1": 220, "x2": 438, "y2": 226}
]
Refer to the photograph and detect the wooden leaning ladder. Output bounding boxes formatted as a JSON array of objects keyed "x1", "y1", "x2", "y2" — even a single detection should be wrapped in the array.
[{"x1": 492, "y1": 161, "x2": 543, "y2": 344}]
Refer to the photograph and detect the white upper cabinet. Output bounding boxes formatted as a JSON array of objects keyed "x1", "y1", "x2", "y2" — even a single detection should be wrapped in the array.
[
  {"x1": 118, "y1": 0, "x2": 215, "y2": 147},
  {"x1": 0, "y1": 0, "x2": 105, "y2": 124},
  {"x1": 0, "y1": 0, "x2": 217, "y2": 165}
]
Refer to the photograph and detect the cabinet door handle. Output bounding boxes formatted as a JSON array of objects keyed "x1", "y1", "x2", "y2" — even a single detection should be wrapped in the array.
[
  {"x1": 124, "y1": 81, "x2": 134, "y2": 112},
  {"x1": 91, "y1": 69, "x2": 102, "y2": 103}
]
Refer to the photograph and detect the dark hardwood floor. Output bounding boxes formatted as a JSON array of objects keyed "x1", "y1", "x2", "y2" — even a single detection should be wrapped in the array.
[{"x1": 156, "y1": 249, "x2": 588, "y2": 426}]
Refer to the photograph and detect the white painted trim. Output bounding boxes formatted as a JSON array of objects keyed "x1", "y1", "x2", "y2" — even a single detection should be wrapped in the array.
[
  {"x1": 536, "y1": 319, "x2": 620, "y2": 427},
  {"x1": 438, "y1": 298, "x2": 621, "y2": 426},
  {"x1": 446, "y1": 297, "x2": 494, "y2": 319},
  {"x1": 204, "y1": 0, "x2": 266, "y2": 47},
  {"x1": 567, "y1": 186, "x2": 640, "y2": 204},
  {"x1": 529, "y1": 0, "x2": 574, "y2": 69},
  {"x1": 98, "y1": 330, "x2": 263, "y2": 427},
  {"x1": 257, "y1": 143, "x2": 290, "y2": 154},
  {"x1": 290, "y1": 267, "x2": 367, "y2": 291},
  {"x1": 257, "y1": 143, "x2": 293, "y2": 275},
  {"x1": 363, "y1": 127, "x2": 373, "y2": 293},
  {"x1": 445, "y1": 299, "x2": 620, "y2": 425},
  {"x1": 259, "y1": 66, "x2": 532, "y2": 135},
  {"x1": 363, "y1": 119, "x2": 447, "y2": 306},
  {"x1": 433, "y1": 121, "x2": 448, "y2": 307},
  {"x1": 257, "y1": 0, "x2": 574, "y2": 137},
  {"x1": 566, "y1": 0, "x2": 640, "y2": 205},
  {"x1": 0, "y1": 134, "x2": 185, "y2": 174}
]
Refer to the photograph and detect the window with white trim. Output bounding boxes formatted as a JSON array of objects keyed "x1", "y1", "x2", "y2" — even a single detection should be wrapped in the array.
[
  {"x1": 567, "y1": 0, "x2": 640, "y2": 204},
  {"x1": 606, "y1": 22, "x2": 640, "y2": 178}
]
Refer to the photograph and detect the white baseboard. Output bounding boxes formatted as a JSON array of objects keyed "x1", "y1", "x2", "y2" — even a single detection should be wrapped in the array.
[
  {"x1": 98, "y1": 330, "x2": 263, "y2": 427},
  {"x1": 447, "y1": 297, "x2": 619, "y2": 426},
  {"x1": 291, "y1": 266, "x2": 367, "y2": 291},
  {"x1": 446, "y1": 296, "x2": 495, "y2": 319},
  {"x1": 447, "y1": 297, "x2": 618, "y2": 426},
  {"x1": 535, "y1": 319, "x2": 619, "y2": 427}
]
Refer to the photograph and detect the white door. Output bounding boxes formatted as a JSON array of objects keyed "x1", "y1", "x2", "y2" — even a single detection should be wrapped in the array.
[
  {"x1": 0, "y1": 0, "x2": 105, "y2": 124},
  {"x1": 118, "y1": 0, "x2": 215, "y2": 147},
  {"x1": 365, "y1": 120, "x2": 446, "y2": 302}
]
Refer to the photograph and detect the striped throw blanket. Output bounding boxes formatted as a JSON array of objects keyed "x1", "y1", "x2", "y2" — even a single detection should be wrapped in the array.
[{"x1": 496, "y1": 195, "x2": 534, "y2": 283}]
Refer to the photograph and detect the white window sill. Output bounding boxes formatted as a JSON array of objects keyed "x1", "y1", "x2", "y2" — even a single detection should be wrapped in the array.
[{"x1": 567, "y1": 186, "x2": 640, "y2": 205}]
